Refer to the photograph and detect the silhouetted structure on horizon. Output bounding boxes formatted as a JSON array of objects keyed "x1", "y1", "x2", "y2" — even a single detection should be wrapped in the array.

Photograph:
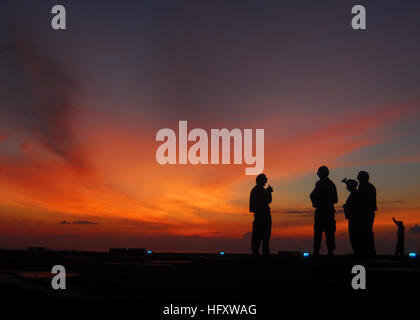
[
  {"x1": 310, "y1": 166, "x2": 338, "y2": 257},
  {"x1": 393, "y1": 217, "x2": 405, "y2": 257},
  {"x1": 249, "y1": 173, "x2": 273, "y2": 256}
]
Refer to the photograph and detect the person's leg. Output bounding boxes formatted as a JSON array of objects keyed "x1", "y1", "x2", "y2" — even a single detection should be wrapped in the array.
[
  {"x1": 359, "y1": 216, "x2": 371, "y2": 257},
  {"x1": 251, "y1": 236, "x2": 261, "y2": 256},
  {"x1": 313, "y1": 219, "x2": 322, "y2": 255},
  {"x1": 396, "y1": 240, "x2": 404, "y2": 257},
  {"x1": 262, "y1": 215, "x2": 272, "y2": 256},
  {"x1": 348, "y1": 220, "x2": 356, "y2": 254},
  {"x1": 352, "y1": 220, "x2": 362, "y2": 256},
  {"x1": 262, "y1": 238, "x2": 269, "y2": 256},
  {"x1": 252, "y1": 214, "x2": 264, "y2": 255},
  {"x1": 368, "y1": 214, "x2": 376, "y2": 256},
  {"x1": 325, "y1": 221, "x2": 336, "y2": 256},
  {"x1": 251, "y1": 219, "x2": 260, "y2": 255}
]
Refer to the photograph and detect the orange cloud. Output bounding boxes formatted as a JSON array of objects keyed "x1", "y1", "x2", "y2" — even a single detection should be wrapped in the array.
[{"x1": 1, "y1": 102, "x2": 418, "y2": 246}]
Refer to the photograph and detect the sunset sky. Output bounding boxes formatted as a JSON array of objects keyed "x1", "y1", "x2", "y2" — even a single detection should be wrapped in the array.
[{"x1": 0, "y1": 0, "x2": 419, "y2": 253}]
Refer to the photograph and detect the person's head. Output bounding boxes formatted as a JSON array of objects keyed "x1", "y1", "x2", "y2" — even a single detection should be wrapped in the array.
[
  {"x1": 256, "y1": 173, "x2": 267, "y2": 186},
  {"x1": 398, "y1": 221, "x2": 404, "y2": 227},
  {"x1": 357, "y1": 171, "x2": 370, "y2": 184},
  {"x1": 342, "y1": 178, "x2": 358, "y2": 192},
  {"x1": 317, "y1": 166, "x2": 330, "y2": 179}
]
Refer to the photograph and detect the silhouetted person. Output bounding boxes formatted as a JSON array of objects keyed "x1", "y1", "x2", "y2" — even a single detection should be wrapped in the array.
[
  {"x1": 342, "y1": 178, "x2": 362, "y2": 256},
  {"x1": 357, "y1": 171, "x2": 377, "y2": 257},
  {"x1": 249, "y1": 173, "x2": 273, "y2": 256},
  {"x1": 392, "y1": 217, "x2": 405, "y2": 257},
  {"x1": 310, "y1": 166, "x2": 338, "y2": 257}
]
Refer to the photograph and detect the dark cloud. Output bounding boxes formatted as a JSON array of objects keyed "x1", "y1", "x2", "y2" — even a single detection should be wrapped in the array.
[
  {"x1": 381, "y1": 200, "x2": 404, "y2": 204},
  {"x1": 116, "y1": 217, "x2": 172, "y2": 231},
  {"x1": 273, "y1": 209, "x2": 313, "y2": 217},
  {"x1": 73, "y1": 221, "x2": 99, "y2": 225},
  {"x1": 409, "y1": 224, "x2": 420, "y2": 234},
  {"x1": 282, "y1": 210, "x2": 312, "y2": 215},
  {"x1": 273, "y1": 208, "x2": 344, "y2": 217},
  {"x1": 0, "y1": 30, "x2": 84, "y2": 168},
  {"x1": 60, "y1": 220, "x2": 98, "y2": 225}
]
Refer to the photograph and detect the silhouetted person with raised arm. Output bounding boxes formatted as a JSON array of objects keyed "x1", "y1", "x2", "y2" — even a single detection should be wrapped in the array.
[
  {"x1": 392, "y1": 217, "x2": 405, "y2": 257},
  {"x1": 249, "y1": 173, "x2": 273, "y2": 256},
  {"x1": 357, "y1": 171, "x2": 377, "y2": 257},
  {"x1": 310, "y1": 166, "x2": 338, "y2": 257},
  {"x1": 342, "y1": 178, "x2": 362, "y2": 256}
]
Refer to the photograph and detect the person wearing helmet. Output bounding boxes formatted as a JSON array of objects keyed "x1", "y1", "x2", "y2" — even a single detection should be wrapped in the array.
[{"x1": 310, "y1": 166, "x2": 338, "y2": 257}]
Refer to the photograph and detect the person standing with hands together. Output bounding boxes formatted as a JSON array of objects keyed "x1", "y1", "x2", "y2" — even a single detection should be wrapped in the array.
[{"x1": 249, "y1": 174, "x2": 273, "y2": 256}]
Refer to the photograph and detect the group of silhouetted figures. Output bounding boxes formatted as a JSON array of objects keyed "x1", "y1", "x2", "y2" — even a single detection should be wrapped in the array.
[{"x1": 249, "y1": 166, "x2": 405, "y2": 257}]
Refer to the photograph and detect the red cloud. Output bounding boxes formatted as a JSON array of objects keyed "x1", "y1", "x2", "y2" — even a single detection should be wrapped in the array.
[{"x1": 264, "y1": 104, "x2": 416, "y2": 176}]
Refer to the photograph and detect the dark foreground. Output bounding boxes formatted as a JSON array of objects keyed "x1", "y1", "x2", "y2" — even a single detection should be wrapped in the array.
[{"x1": 0, "y1": 249, "x2": 419, "y2": 314}]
